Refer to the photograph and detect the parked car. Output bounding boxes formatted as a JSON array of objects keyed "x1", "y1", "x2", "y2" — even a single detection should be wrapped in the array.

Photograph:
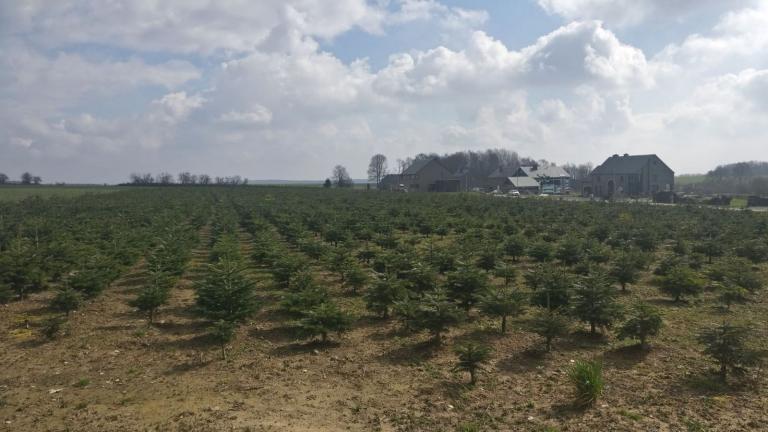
[{"x1": 509, "y1": 189, "x2": 521, "y2": 197}]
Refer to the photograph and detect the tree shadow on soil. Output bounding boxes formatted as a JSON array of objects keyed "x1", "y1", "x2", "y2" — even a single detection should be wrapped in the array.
[
  {"x1": 557, "y1": 330, "x2": 609, "y2": 351},
  {"x1": 368, "y1": 325, "x2": 411, "y2": 341},
  {"x1": 164, "y1": 358, "x2": 214, "y2": 376},
  {"x1": 152, "y1": 319, "x2": 208, "y2": 335},
  {"x1": 269, "y1": 339, "x2": 341, "y2": 357},
  {"x1": 497, "y1": 346, "x2": 548, "y2": 374},
  {"x1": 380, "y1": 339, "x2": 440, "y2": 365},
  {"x1": 549, "y1": 402, "x2": 593, "y2": 420},
  {"x1": 114, "y1": 274, "x2": 148, "y2": 289},
  {"x1": 646, "y1": 298, "x2": 687, "y2": 307},
  {"x1": 250, "y1": 324, "x2": 301, "y2": 345},
  {"x1": 151, "y1": 333, "x2": 215, "y2": 351},
  {"x1": 97, "y1": 323, "x2": 138, "y2": 332},
  {"x1": 677, "y1": 371, "x2": 758, "y2": 396},
  {"x1": 453, "y1": 328, "x2": 503, "y2": 345},
  {"x1": 603, "y1": 344, "x2": 651, "y2": 370}
]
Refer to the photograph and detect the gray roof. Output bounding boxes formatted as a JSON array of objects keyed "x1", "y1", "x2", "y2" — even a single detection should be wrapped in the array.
[
  {"x1": 403, "y1": 158, "x2": 442, "y2": 175},
  {"x1": 591, "y1": 154, "x2": 673, "y2": 175},
  {"x1": 488, "y1": 165, "x2": 518, "y2": 178},
  {"x1": 518, "y1": 165, "x2": 571, "y2": 179},
  {"x1": 508, "y1": 177, "x2": 540, "y2": 188}
]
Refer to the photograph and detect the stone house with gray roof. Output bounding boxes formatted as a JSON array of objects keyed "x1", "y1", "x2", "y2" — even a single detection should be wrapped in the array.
[{"x1": 585, "y1": 154, "x2": 674, "y2": 198}]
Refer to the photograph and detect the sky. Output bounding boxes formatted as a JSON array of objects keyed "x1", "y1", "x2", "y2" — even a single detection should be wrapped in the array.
[{"x1": 2, "y1": 0, "x2": 768, "y2": 183}]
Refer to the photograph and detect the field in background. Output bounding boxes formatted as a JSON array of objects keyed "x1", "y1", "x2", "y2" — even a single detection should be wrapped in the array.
[
  {"x1": 0, "y1": 185, "x2": 123, "y2": 201},
  {"x1": 675, "y1": 174, "x2": 706, "y2": 186}
]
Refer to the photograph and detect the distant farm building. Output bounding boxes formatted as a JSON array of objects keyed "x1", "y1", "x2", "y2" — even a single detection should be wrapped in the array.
[
  {"x1": 378, "y1": 158, "x2": 573, "y2": 194},
  {"x1": 399, "y1": 158, "x2": 460, "y2": 192},
  {"x1": 512, "y1": 164, "x2": 571, "y2": 194},
  {"x1": 585, "y1": 154, "x2": 674, "y2": 198}
]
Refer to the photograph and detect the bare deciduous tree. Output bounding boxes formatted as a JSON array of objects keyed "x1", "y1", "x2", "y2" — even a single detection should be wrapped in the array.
[
  {"x1": 332, "y1": 165, "x2": 353, "y2": 188},
  {"x1": 157, "y1": 172, "x2": 174, "y2": 185},
  {"x1": 367, "y1": 154, "x2": 388, "y2": 185}
]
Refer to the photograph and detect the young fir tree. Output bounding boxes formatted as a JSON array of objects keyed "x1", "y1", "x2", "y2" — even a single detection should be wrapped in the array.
[
  {"x1": 298, "y1": 302, "x2": 352, "y2": 343},
  {"x1": 572, "y1": 271, "x2": 624, "y2": 335},
  {"x1": 210, "y1": 319, "x2": 237, "y2": 360},
  {"x1": 529, "y1": 308, "x2": 570, "y2": 352},
  {"x1": 617, "y1": 302, "x2": 663, "y2": 349},
  {"x1": 445, "y1": 264, "x2": 488, "y2": 312},
  {"x1": 130, "y1": 280, "x2": 171, "y2": 324},
  {"x1": 715, "y1": 279, "x2": 750, "y2": 311},
  {"x1": 392, "y1": 294, "x2": 420, "y2": 332},
  {"x1": 528, "y1": 241, "x2": 554, "y2": 262},
  {"x1": 525, "y1": 265, "x2": 572, "y2": 310},
  {"x1": 556, "y1": 237, "x2": 583, "y2": 266},
  {"x1": 50, "y1": 287, "x2": 82, "y2": 317},
  {"x1": 477, "y1": 286, "x2": 527, "y2": 334},
  {"x1": 609, "y1": 252, "x2": 640, "y2": 292},
  {"x1": 698, "y1": 323, "x2": 765, "y2": 383},
  {"x1": 412, "y1": 288, "x2": 464, "y2": 345},
  {"x1": 279, "y1": 286, "x2": 329, "y2": 316},
  {"x1": 364, "y1": 275, "x2": 405, "y2": 318},
  {"x1": 196, "y1": 259, "x2": 259, "y2": 323},
  {"x1": 453, "y1": 343, "x2": 492, "y2": 385},
  {"x1": 503, "y1": 235, "x2": 527, "y2": 262},
  {"x1": 476, "y1": 248, "x2": 499, "y2": 273},
  {"x1": 344, "y1": 264, "x2": 369, "y2": 295},
  {"x1": 493, "y1": 261, "x2": 517, "y2": 287},
  {"x1": 656, "y1": 265, "x2": 704, "y2": 303}
]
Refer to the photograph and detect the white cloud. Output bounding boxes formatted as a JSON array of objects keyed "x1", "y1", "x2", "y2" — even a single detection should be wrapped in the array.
[
  {"x1": 656, "y1": 2, "x2": 768, "y2": 70},
  {"x1": 537, "y1": 0, "x2": 750, "y2": 27},
  {"x1": 218, "y1": 106, "x2": 273, "y2": 126},
  {"x1": 373, "y1": 21, "x2": 656, "y2": 98},
  {"x1": 0, "y1": 0, "x2": 387, "y2": 55}
]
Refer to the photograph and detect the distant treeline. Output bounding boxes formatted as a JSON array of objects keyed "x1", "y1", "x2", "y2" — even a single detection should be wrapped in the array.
[
  {"x1": 397, "y1": 149, "x2": 593, "y2": 180},
  {"x1": 123, "y1": 172, "x2": 249, "y2": 186},
  {"x1": 0, "y1": 172, "x2": 42, "y2": 185},
  {"x1": 680, "y1": 161, "x2": 768, "y2": 195}
]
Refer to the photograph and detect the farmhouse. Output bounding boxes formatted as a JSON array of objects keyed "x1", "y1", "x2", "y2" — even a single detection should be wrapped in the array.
[
  {"x1": 512, "y1": 164, "x2": 571, "y2": 194},
  {"x1": 397, "y1": 158, "x2": 460, "y2": 192},
  {"x1": 585, "y1": 154, "x2": 674, "y2": 198}
]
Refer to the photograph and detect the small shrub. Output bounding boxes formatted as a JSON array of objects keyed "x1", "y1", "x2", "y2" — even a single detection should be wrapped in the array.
[{"x1": 567, "y1": 360, "x2": 604, "y2": 407}]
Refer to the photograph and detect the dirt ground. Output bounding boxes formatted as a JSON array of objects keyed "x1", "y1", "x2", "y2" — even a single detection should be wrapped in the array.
[{"x1": 2, "y1": 229, "x2": 767, "y2": 432}]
